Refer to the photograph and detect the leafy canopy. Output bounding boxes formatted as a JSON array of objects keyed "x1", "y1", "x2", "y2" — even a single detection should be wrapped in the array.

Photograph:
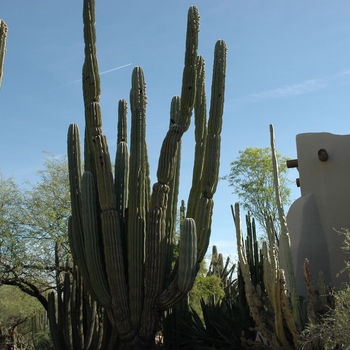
[{"x1": 224, "y1": 147, "x2": 291, "y2": 237}]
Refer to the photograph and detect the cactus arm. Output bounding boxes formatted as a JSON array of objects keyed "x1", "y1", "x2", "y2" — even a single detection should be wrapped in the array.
[
  {"x1": 178, "y1": 218, "x2": 198, "y2": 292},
  {"x1": 47, "y1": 292, "x2": 66, "y2": 350},
  {"x1": 164, "y1": 96, "x2": 181, "y2": 286},
  {"x1": 128, "y1": 66, "x2": 149, "y2": 329},
  {"x1": 232, "y1": 203, "x2": 275, "y2": 345},
  {"x1": 157, "y1": 276, "x2": 185, "y2": 310},
  {"x1": 187, "y1": 56, "x2": 207, "y2": 219},
  {"x1": 84, "y1": 300, "x2": 97, "y2": 350},
  {"x1": 156, "y1": 7, "x2": 199, "y2": 184},
  {"x1": 0, "y1": 19, "x2": 8, "y2": 87},
  {"x1": 178, "y1": 6, "x2": 200, "y2": 130},
  {"x1": 63, "y1": 272, "x2": 73, "y2": 349},
  {"x1": 81, "y1": 171, "x2": 111, "y2": 308},
  {"x1": 115, "y1": 99, "x2": 129, "y2": 230},
  {"x1": 117, "y1": 99, "x2": 128, "y2": 144},
  {"x1": 200, "y1": 40, "x2": 226, "y2": 199},
  {"x1": 303, "y1": 258, "x2": 318, "y2": 324},
  {"x1": 279, "y1": 269, "x2": 301, "y2": 349},
  {"x1": 195, "y1": 40, "x2": 227, "y2": 262},
  {"x1": 82, "y1": 0, "x2": 100, "y2": 105},
  {"x1": 265, "y1": 216, "x2": 295, "y2": 350}
]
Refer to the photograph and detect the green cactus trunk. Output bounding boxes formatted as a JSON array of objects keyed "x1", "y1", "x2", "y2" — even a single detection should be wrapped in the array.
[{"x1": 67, "y1": 1, "x2": 226, "y2": 348}]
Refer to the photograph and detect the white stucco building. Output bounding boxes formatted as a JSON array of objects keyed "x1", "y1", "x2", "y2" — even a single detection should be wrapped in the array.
[{"x1": 286, "y1": 132, "x2": 350, "y2": 296}]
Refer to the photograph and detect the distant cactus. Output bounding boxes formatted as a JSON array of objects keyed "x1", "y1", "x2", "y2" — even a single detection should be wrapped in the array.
[
  {"x1": 0, "y1": 19, "x2": 8, "y2": 87},
  {"x1": 67, "y1": 0, "x2": 227, "y2": 348}
]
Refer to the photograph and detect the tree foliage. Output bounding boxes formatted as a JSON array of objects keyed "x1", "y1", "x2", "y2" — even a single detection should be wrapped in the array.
[
  {"x1": 224, "y1": 147, "x2": 291, "y2": 237},
  {"x1": 0, "y1": 154, "x2": 71, "y2": 348},
  {"x1": 0, "y1": 285, "x2": 41, "y2": 333},
  {"x1": 189, "y1": 261, "x2": 225, "y2": 319},
  {"x1": 0, "y1": 153, "x2": 71, "y2": 306}
]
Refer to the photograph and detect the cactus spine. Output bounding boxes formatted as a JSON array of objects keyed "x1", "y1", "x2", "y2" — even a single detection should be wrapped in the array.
[
  {"x1": 67, "y1": 0, "x2": 227, "y2": 348},
  {"x1": 0, "y1": 19, "x2": 8, "y2": 87}
]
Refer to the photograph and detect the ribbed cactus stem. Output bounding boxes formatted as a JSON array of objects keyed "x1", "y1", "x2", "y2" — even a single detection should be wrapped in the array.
[
  {"x1": 115, "y1": 99, "x2": 129, "y2": 226},
  {"x1": 303, "y1": 258, "x2": 318, "y2": 324},
  {"x1": 82, "y1": 0, "x2": 100, "y2": 104},
  {"x1": 178, "y1": 218, "x2": 198, "y2": 292},
  {"x1": 164, "y1": 96, "x2": 181, "y2": 285},
  {"x1": 128, "y1": 66, "x2": 149, "y2": 329},
  {"x1": 81, "y1": 171, "x2": 111, "y2": 308},
  {"x1": 117, "y1": 99, "x2": 128, "y2": 143},
  {"x1": 232, "y1": 203, "x2": 274, "y2": 344},
  {"x1": 179, "y1": 6, "x2": 200, "y2": 130},
  {"x1": 201, "y1": 40, "x2": 227, "y2": 199},
  {"x1": 194, "y1": 40, "x2": 227, "y2": 262},
  {"x1": 187, "y1": 56, "x2": 207, "y2": 219},
  {"x1": 0, "y1": 19, "x2": 8, "y2": 88},
  {"x1": 270, "y1": 124, "x2": 301, "y2": 330}
]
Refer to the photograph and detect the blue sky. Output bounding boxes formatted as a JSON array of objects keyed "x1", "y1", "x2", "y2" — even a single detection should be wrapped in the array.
[{"x1": 2, "y1": 1, "x2": 350, "y2": 261}]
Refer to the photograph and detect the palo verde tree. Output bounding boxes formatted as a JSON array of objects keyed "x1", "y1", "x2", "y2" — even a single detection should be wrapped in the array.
[{"x1": 224, "y1": 147, "x2": 291, "y2": 240}]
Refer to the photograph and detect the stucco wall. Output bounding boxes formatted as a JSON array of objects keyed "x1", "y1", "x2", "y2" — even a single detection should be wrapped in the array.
[{"x1": 286, "y1": 132, "x2": 350, "y2": 296}]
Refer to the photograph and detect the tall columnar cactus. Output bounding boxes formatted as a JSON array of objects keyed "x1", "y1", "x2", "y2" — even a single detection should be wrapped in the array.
[
  {"x1": 67, "y1": 0, "x2": 227, "y2": 348},
  {"x1": 0, "y1": 19, "x2": 8, "y2": 87},
  {"x1": 270, "y1": 124, "x2": 302, "y2": 330}
]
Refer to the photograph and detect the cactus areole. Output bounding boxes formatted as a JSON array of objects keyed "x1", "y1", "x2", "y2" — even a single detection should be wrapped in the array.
[{"x1": 67, "y1": 0, "x2": 227, "y2": 348}]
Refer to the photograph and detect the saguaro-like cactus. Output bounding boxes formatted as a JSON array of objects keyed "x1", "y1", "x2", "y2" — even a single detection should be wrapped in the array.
[
  {"x1": 0, "y1": 19, "x2": 8, "y2": 87},
  {"x1": 67, "y1": 0, "x2": 227, "y2": 348}
]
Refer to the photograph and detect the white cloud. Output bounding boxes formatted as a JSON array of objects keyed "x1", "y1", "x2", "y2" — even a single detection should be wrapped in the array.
[
  {"x1": 243, "y1": 79, "x2": 326, "y2": 103},
  {"x1": 233, "y1": 68, "x2": 350, "y2": 106}
]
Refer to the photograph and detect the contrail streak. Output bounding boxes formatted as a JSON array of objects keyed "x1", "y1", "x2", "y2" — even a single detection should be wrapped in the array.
[
  {"x1": 100, "y1": 63, "x2": 132, "y2": 75},
  {"x1": 46, "y1": 63, "x2": 132, "y2": 91}
]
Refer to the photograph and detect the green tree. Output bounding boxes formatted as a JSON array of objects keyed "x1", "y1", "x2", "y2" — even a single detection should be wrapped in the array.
[
  {"x1": 224, "y1": 147, "x2": 291, "y2": 239},
  {"x1": 0, "y1": 171, "x2": 25, "y2": 268},
  {"x1": 188, "y1": 261, "x2": 225, "y2": 319},
  {"x1": 0, "y1": 156, "x2": 70, "y2": 348},
  {"x1": 0, "y1": 285, "x2": 50, "y2": 348},
  {"x1": 0, "y1": 154, "x2": 70, "y2": 304},
  {"x1": 22, "y1": 153, "x2": 71, "y2": 266}
]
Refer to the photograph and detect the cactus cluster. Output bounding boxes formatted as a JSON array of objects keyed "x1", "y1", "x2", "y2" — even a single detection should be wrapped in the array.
[
  {"x1": 47, "y1": 242, "x2": 114, "y2": 350},
  {"x1": 207, "y1": 245, "x2": 236, "y2": 295},
  {"x1": 233, "y1": 125, "x2": 333, "y2": 349},
  {"x1": 232, "y1": 126, "x2": 302, "y2": 349},
  {"x1": 48, "y1": 267, "x2": 112, "y2": 350},
  {"x1": 67, "y1": 0, "x2": 227, "y2": 348}
]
